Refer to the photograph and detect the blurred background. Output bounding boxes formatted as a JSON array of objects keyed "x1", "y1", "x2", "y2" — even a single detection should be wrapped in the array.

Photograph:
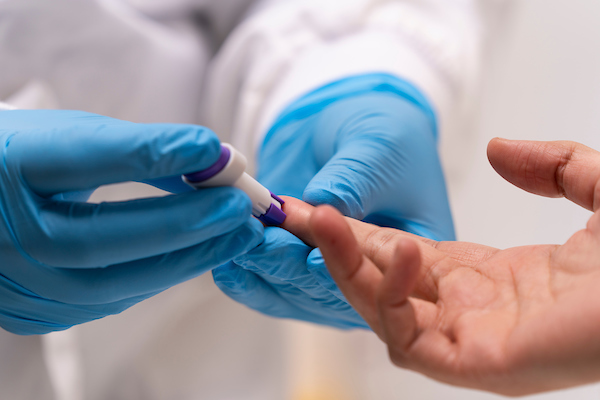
[{"x1": 3, "y1": 0, "x2": 600, "y2": 399}]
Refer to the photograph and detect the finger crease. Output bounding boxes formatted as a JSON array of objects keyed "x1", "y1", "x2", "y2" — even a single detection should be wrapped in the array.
[{"x1": 554, "y1": 147, "x2": 574, "y2": 199}]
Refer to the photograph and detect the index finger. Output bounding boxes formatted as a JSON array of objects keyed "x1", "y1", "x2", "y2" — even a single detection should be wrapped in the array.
[
  {"x1": 281, "y1": 196, "x2": 499, "y2": 302},
  {"x1": 282, "y1": 196, "x2": 442, "y2": 301}
]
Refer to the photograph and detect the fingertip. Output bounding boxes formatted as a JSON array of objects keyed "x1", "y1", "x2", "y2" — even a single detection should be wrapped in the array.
[
  {"x1": 309, "y1": 205, "x2": 349, "y2": 247},
  {"x1": 378, "y1": 238, "x2": 421, "y2": 306},
  {"x1": 192, "y1": 125, "x2": 221, "y2": 161},
  {"x1": 489, "y1": 137, "x2": 511, "y2": 146},
  {"x1": 309, "y1": 205, "x2": 365, "y2": 284},
  {"x1": 222, "y1": 187, "x2": 254, "y2": 218},
  {"x1": 376, "y1": 239, "x2": 422, "y2": 357},
  {"x1": 487, "y1": 137, "x2": 515, "y2": 168},
  {"x1": 123, "y1": 122, "x2": 222, "y2": 183},
  {"x1": 160, "y1": 123, "x2": 221, "y2": 173},
  {"x1": 279, "y1": 196, "x2": 317, "y2": 246},
  {"x1": 396, "y1": 237, "x2": 421, "y2": 265}
]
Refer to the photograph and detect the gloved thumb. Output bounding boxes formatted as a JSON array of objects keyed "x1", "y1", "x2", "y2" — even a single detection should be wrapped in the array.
[
  {"x1": 302, "y1": 125, "x2": 455, "y2": 240},
  {"x1": 302, "y1": 136, "x2": 404, "y2": 221}
]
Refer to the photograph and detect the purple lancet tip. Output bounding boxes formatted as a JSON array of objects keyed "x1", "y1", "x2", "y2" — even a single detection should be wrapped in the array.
[
  {"x1": 257, "y1": 192, "x2": 286, "y2": 226},
  {"x1": 184, "y1": 145, "x2": 231, "y2": 183}
]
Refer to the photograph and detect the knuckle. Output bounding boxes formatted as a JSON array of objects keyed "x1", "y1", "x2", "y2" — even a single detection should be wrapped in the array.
[{"x1": 363, "y1": 227, "x2": 400, "y2": 262}]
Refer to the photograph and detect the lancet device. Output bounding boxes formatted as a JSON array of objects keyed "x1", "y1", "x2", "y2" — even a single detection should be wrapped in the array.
[{"x1": 183, "y1": 144, "x2": 286, "y2": 226}]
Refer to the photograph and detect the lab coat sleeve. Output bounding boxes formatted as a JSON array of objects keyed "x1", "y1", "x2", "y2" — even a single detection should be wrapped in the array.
[
  {"x1": 0, "y1": 0, "x2": 211, "y2": 123},
  {"x1": 203, "y1": 0, "x2": 512, "y2": 169},
  {"x1": 0, "y1": 103, "x2": 16, "y2": 111}
]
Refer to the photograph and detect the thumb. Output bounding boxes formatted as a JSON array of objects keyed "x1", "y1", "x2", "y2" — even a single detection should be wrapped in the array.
[
  {"x1": 303, "y1": 133, "x2": 455, "y2": 241},
  {"x1": 487, "y1": 138, "x2": 600, "y2": 212},
  {"x1": 301, "y1": 140, "x2": 374, "y2": 219}
]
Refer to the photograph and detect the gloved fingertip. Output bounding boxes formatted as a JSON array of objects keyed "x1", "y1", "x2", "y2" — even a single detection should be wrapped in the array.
[
  {"x1": 302, "y1": 186, "x2": 364, "y2": 219},
  {"x1": 306, "y1": 247, "x2": 324, "y2": 264},
  {"x1": 246, "y1": 218, "x2": 266, "y2": 247}
]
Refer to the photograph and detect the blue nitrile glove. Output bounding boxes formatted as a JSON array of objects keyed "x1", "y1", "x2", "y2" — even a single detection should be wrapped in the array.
[
  {"x1": 213, "y1": 228, "x2": 368, "y2": 329},
  {"x1": 0, "y1": 110, "x2": 263, "y2": 335},
  {"x1": 214, "y1": 73, "x2": 454, "y2": 329}
]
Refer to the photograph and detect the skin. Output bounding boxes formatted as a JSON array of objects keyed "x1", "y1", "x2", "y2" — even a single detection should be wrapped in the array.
[{"x1": 279, "y1": 138, "x2": 600, "y2": 396}]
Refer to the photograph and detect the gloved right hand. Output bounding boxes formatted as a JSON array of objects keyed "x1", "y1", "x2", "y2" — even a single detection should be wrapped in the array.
[
  {"x1": 0, "y1": 110, "x2": 263, "y2": 335},
  {"x1": 214, "y1": 74, "x2": 454, "y2": 329}
]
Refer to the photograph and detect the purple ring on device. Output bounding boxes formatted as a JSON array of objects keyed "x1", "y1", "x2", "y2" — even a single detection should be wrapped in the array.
[
  {"x1": 184, "y1": 145, "x2": 231, "y2": 183},
  {"x1": 258, "y1": 192, "x2": 287, "y2": 226}
]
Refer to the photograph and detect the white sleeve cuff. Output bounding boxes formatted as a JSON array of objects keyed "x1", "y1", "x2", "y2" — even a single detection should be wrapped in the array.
[
  {"x1": 0, "y1": 102, "x2": 16, "y2": 111},
  {"x1": 254, "y1": 30, "x2": 455, "y2": 155}
]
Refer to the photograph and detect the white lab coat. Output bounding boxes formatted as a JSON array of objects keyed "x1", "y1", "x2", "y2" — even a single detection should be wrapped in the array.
[{"x1": 7, "y1": 1, "x2": 597, "y2": 399}]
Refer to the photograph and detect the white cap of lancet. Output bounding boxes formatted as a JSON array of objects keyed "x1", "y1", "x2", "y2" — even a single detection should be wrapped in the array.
[{"x1": 183, "y1": 143, "x2": 286, "y2": 226}]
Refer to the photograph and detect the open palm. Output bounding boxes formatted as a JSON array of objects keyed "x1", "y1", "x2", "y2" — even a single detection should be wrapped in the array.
[{"x1": 281, "y1": 138, "x2": 600, "y2": 395}]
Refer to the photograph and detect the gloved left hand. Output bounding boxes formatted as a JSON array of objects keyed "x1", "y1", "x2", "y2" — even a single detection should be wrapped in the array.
[
  {"x1": 214, "y1": 73, "x2": 454, "y2": 329},
  {"x1": 0, "y1": 110, "x2": 263, "y2": 335}
]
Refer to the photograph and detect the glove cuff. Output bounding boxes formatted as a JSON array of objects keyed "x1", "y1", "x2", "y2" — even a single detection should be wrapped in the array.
[{"x1": 262, "y1": 73, "x2": 438, "y2": 150}]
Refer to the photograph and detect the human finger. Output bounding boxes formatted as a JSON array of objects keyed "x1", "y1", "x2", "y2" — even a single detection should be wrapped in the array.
[
  {"x1": 309, "y1": 204, "x2": 384, "y2": 332},
  {"x1": 2, "y1": 110, "x2": 221, "y2": 196},
  {"x1": 487, "y1": 138, "x2": 600, "y2": 212},
  {"x1": 283, "y1": 196, "x2": 500, "y2": 301},
  {"x1": 376, "y1": 239, "x2": 423, "y2": 358},
  {"x1": 281, "y1": 195, "x2": 437, "y2": 262},
  {"x1": 374, "y1": 243, "x2": 459, "y2": 375},
  {"x1": 282, "y1": 197, "x2": 437, "y2": 301}
]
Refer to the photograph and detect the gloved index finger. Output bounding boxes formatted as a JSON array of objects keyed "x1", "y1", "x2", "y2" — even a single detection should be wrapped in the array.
[{"x1": 2, "y1": 111, "x2": 221, "y2": 196}]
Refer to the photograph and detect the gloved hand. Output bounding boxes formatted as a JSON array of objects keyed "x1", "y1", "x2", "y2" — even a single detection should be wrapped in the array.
[
  {"x1": 214, "y1": 73, "x2": 454, "y2": 329},
  {"x1": 214, "y1": 228, "x2": 368, "y2": 330},
  {"x1": 0, "y1": 110, "x2": 263, "y2": 335}
]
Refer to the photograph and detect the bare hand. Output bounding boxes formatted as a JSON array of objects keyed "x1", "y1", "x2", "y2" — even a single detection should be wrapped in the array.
[{"x1": 281, "y1": 139, "x2": 600, "y2": 396}]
